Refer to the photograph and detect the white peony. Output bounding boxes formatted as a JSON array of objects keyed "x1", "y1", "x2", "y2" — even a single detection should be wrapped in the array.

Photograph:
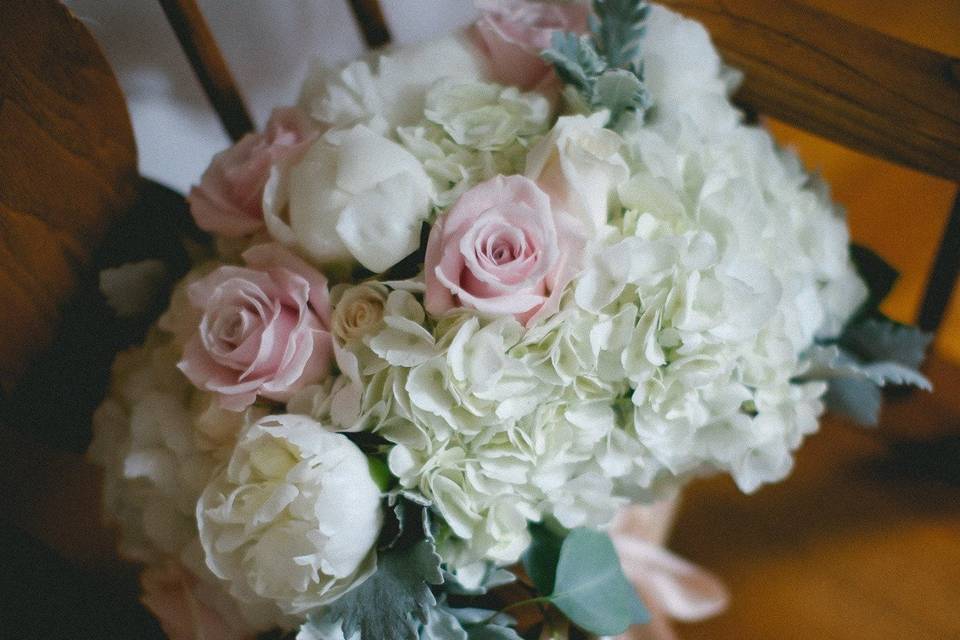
[
  {"x1": 197, "y1": 413, "x2": 383, "y2": 616},
  {"x1": 264, "y1": 124, "x2": 434, "y2": 273}
]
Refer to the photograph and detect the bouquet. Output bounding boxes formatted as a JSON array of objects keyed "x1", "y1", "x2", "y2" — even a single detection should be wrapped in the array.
[{"x1": 90, "y1": 1, "x2": 931, "y2": 638}]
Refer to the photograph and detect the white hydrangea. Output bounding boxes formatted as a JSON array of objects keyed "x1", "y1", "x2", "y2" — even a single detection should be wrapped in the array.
[
  {"x1": 89, "y1": 334, "x2": 279, "y2": 632},
  {"x1": 398, "y1": 79, "x2": 551, "y2": 207},
  {"x1": 424, "y1": 79, "x2": 550, "y2": 151},
  {"x1": 357, "y1": 303, "x2": 632, "y2": 567},
  {"x1": 347, "y1": 5, "x2": 866, "y2": 561},
  {"x1": 196, "y1": 414, "x2": 383, "y2": 617},
  {"x1": 300, "y1": 32, "x2": 489, "y2": 135},
  {"x1": 88, "y1": 335, "x2": 257, "y2": 562},
  {"x1": 93, "y1": 5, "x2": 873, "y2": 601}
]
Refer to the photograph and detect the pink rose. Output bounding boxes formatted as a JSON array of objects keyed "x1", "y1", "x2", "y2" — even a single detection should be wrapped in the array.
[
  {"x1": 424, "y1": 174, "x2": 580, "y2": 325},
  {"x1": 140, "y1": 562, "x2": 254, "y2": 640},
  {"x1": 473, "y1": 0, "x2": 589, "y2": 89},
  {"x1": 189, "y1": 107, "x2": 318, "y2": 237},
  {"x1": 179, "y1": 243, "x2": 333, "y2": 410}
]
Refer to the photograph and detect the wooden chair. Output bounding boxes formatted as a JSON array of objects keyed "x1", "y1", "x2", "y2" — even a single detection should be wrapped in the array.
[{"x1": 0, "y1": 0, "x2": 957, "y2": 638}]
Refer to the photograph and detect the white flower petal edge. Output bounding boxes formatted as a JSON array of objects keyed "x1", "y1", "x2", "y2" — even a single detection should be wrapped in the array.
[
  {"x1": 197, "y1": 414, "x2": 382, "y2": 618},
  {"x1": 264, "y1": 125, "x2": 434, "y2": 273}
]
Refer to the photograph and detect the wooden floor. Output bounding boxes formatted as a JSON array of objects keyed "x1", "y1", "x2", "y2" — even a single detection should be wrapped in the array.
[{"x1": 671, "y1": 356, "x2": 960, "y2": 639}]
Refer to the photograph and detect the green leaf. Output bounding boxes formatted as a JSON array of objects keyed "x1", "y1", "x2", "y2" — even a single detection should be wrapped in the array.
[
  {"x1": 590, "y1": 0, "x2": 651, "y2": 69},
  {"x1": 548, "y1": 528, "x2": 649, "y2": 636},
  {"x1": 522, "y1": 521, "x2": 565, "y2": 595},
  {"x1": 309, "y1": 537, "x2": 443, "y2": 640}
]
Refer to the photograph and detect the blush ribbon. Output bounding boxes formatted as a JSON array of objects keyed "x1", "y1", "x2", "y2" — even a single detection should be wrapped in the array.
[{"x1": 607, "y1": 502, "x2": 730, "y2": 640}]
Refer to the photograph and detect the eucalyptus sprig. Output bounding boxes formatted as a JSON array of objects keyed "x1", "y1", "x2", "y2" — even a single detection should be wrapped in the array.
[{"x1": 541, "y1": 0, "x2": 653, "y2": 129}]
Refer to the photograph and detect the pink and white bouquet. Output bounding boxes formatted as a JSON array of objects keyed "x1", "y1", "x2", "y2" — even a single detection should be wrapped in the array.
[{"x1": 90, "y1": 1, "x2": 930, "y2": 639}]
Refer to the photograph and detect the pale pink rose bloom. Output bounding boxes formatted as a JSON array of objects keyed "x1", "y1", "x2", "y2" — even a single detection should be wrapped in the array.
[
  {"x1": 609, "y1": 500, "x2": 729, "y2": 640},
  {"x1": 140, "y1": 562, "x2": 253, "y2": 640},
  {"x1": 179, "y1": 243, "x2": 334, "y2": 410},
  {"x1": 189, "y1": 107, "x2": 318, "y2": 237},
  {"x1": 473, "y1": 0, "x2": 589, "y2": 89},
  {"x1": 424, "y1": 174, "x2": 581, "y2": 325}
]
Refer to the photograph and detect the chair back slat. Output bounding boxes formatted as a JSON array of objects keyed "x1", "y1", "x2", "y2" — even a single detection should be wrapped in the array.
[
  {"x1": 918, "y1": 194, "x2": 960, "y2": 332},
  {"x1": 158, "y1": 0, "x2": 255, "y2": 141},
  {"x1": 347, "y1": 0, "x2": 392, "y2": 48},
  {"x1": 660, "y1": 0, "x2": 960, "y2": 182}
]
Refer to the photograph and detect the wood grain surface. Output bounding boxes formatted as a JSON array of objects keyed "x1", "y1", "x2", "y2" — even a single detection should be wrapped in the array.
[
  {"x1": 659, "y1": 0, "x2": 960, "y2": 182},
  {"x1": 672, "y1": 356, "x2": 960, "y2": 639},
  {"x1": 0, "y1": 0, "x2": 138, "y2": 395}
]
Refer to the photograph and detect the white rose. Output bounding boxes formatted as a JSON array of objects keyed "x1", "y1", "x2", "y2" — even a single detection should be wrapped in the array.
[
  {"x1": 331, "y1": 282, "x2": 388, "y2": 344},
  {"x1": 197, "y1": 414, "x2": 383, "y2": 616},
  {"x1": 264, "y1": 125, "x2": 435, "y2": 273},
  {"x1": 525, "y1": 112, "x2": 629, "y2": 233}
]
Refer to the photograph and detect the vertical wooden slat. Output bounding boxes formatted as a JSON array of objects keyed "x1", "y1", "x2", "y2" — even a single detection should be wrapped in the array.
[
  {"x1": 346, "y1": 0, "x2": 392, "y2": 48},
  {"x1": 157, "y1": 0, "x2": 255, "y2": 141},
  {"x1": 917, "y1": 191, "x2": 960, "y2": 333}
]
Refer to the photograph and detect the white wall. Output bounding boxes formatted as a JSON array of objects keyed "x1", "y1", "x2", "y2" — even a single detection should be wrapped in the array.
[{"x1": 64, "y1": 0, "x2": 479, "y2": 193}]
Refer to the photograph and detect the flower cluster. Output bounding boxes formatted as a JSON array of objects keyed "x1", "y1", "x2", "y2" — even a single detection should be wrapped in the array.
[{"x1": 91, "y1": 2, "x2": 923, "y2": 639}]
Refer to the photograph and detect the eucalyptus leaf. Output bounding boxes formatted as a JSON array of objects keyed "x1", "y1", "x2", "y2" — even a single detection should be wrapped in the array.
[
  {"x1": 548, "y1": 528, "x2": 649, "y2": 636},
  {"x1": 522, "y1": 521, "x2": 565, "y2": 595}
]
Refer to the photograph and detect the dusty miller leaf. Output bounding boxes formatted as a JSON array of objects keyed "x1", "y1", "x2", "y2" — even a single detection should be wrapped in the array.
[
  {"x1": 840, "y1": 317, "x2": 932, "y2": 369},
  {"x1": 309, "y1": 538, "x2": 443, "y2": 640},
  {"x1": 541, "y1": 31, "x2": 606, "y2": 94},
  {"x1": 804, "y1": 345, "x2": 930, "y2": 390},
  {"x1": 824, "y1": 376, "x2": 883, "y2": 426},
  {"x1": 801, "y1": 344, "x2": 930, "y2": 425},
  {"x1": 419, "y1": 604, "x2": 522, "y2": 640},
  {"x1": 592, "y1": 68, "x2": 651, "y2": 125},
  {"x1": 590, "y1": 0, "x2": 651, "y2": 69}
]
